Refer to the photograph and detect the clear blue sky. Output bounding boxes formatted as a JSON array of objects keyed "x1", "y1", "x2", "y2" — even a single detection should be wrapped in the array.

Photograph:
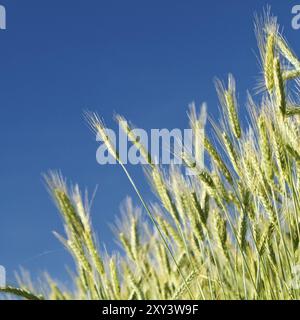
[{"x1": 0, "y1": 1, "x2": 298, "y2": 286}]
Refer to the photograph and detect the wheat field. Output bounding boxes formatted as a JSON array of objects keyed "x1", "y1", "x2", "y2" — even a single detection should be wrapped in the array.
[{"x1": 2, "y1": 10, "x2": 300, "y2": 300}]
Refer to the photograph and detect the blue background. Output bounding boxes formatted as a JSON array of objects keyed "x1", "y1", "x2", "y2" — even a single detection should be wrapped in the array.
[{"x1": 0, "y1": 1, "x2": 299, "y2": 286}]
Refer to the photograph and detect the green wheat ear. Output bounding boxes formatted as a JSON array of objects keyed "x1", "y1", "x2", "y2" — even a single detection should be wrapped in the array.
[
  {"x1": 225, "y1": 75, "x2": 241, "y2": 139},
  {"x1": 0, "y1": 287, "x2": 45, "y2": 300},
  {"x1": 273, "y1": 57, "x2": 286, "y2": 117},
  {"x1": 215, "y1": 75, "x2": 241, "y2": 139},
  {"x1": 204, "y1": 137, "x2": 233, "y2": 184},
  {"x1": 264, "y1": 33, "x2": 275, "y2": 92},
  {"x1": 277, "y1": 36, "x2": 300, "y2": 70}
]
